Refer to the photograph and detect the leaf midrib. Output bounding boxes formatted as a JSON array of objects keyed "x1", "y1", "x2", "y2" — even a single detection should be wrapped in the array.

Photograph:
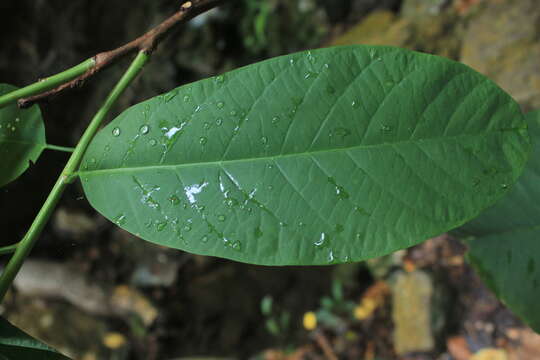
[{"x1": 80, "y1": 128, "x2": 523, "y2": 175}]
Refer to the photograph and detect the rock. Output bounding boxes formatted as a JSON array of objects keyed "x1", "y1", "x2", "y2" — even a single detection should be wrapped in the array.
[
  {"x1": 330, "y1": 8, "x2": 462, "y2": 59},
  {"x1": 14, "y1": 260, "x2": 158, "y2": 326},
  {"x1": 471, "y1": 348, "x2": 508, "y2": 360},
  {"x1": 52, "y1": 207, "x2": 98, "y2": 239},
  {"x1": 110, "y1": 285, "x2": 158, "y2": 326},
  {"x1": 401, "y1": 0, "x2": 451, "y2": 19},
  {"x1": 14, "y1": 260, "x2": 110, "y2": 315},
  {"x1": 391, "y1": 270, "x2": 435, "y2": 355},
  {"x1": 460, "y1": 0, "x2": 540, "y2": 110}
]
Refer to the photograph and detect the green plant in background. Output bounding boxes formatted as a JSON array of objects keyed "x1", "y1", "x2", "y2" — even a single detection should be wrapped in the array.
[
  {"x1": 260, "y1": 295, "x2": 291, "y2": 341},
  {"x1": 0, "y1": 0, "x2": 539, "y2": 357}
]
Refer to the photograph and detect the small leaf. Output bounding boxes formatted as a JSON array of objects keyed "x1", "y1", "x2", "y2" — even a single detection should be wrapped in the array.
[
  {"x1": 80, "y1": 45, "x2": 529, "y2": 265},
  {"x1": 460, "y1": 110, "x2": 540, "y2": 332},
  {"x1": 0, "y1": 84, "x2": 46, "y2": 187},
  {"x1": 0, "y1": 316, "x2": 70, "y2": 359}
]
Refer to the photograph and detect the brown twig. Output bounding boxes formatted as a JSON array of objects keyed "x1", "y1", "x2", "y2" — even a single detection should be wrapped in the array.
[
  {"x1": 314, "y1": 330, "x2": 339, "y2": 360},
  {"x1": 18, "y1": 0, "x2": 227, "y2": 108}
]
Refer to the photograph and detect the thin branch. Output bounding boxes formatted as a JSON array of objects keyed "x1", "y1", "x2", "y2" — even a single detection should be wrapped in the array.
[
  {"x1": 17, "y1": 0, "x2": 226, "y2": 108},
  {"x1": 0, "y1": 51, "x2": 150, "y2": 301},
  {"x1": 0, "y1": 243, "x2": 18, "y2": 256}
]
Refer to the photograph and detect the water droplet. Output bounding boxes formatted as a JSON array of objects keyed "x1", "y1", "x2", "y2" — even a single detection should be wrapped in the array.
[
  {"x1": 15, "y1": 117, "x2": 20, "y2": 123},
  {"x1": 156, "y1": 220, "x2": 168, "y2": 232},
  {"x1": 352, "y1": 100, "x2": 360, "y2": 108},
  {"x1": 354, "y1": 206, "x2": 370, "y2": 216},
  {"x1": 328, "y1": 250, "x2": 335, "y2": 263},
  {"x1": 215, "y1": 75, "x2": 225, "y2": 84},
  {"x1": 271, "y1": 116, "x2": 280, "y2": 125},
  {"x1": 114, "y1": 214, "x2": 126, "y2": 226},
  {"x1": 104, "y1": 145, "x2": 111, "y2": 152},
  {"x1": 328, "y1": 177, "x2": 349, "y2": 200},
  {"x1": 331, "y1": 127, "x2": 351, "y2": 138},
  {"x1": 11, "y1": 127, "x2": 16, "y2": 132},
  {"x1": 217, "y1": 214, "x2": 226, "y2": 222},
  {"x1": 149, "y1": 139, "x2": 157, "y2": 147},
  {"x1": 203, "y1": 122, "x2": 211, "y2": 130},
  {"x1": 168, "y1": 195, "x2": 180, "y2": 205},
  {"x1": 230, "y1": 110, "x2": 237, "y2": 116},
  {"x1": 139, "y1": 124, "x2": 150, "y2": 135},
  {"x1": 267, "y1": 164, "x2": 274, "y2": 170},
  {"x1": 230, "y1": 241, "x2": 242, "y2": 251},
  {"x1": 289, "y1": 58, "x2": 295, "y2": 65},
  {"x1": 112, "y1": 127, "x2": 121, "y2": 137},
  {"x1": 225, "y1": 198, "x2": 239, "y2": 208},
  {"x1": 199, "y1": 137, "x2": 208, "y2": 145},
  {"x1": 261, "y1": 136, "x2": 268, "y2": 145},
  {"x1": 501, "y1": 183, "x2": 508, "y2": 189},
  {"x1": 183, "y1": 224, "x2": 192, "y2": 232},
  {"x1": 201, "y1": 235, "x2": 209, "y2": 243},
  {"x1": 217, "y1": 101, "x2": 225, "y2": 109},
  {"x1": 215, "y1": 118, "x2": 223, "y2": 126},
  {"x1": 183, "y1": 95, "x2": 191, "y2": 102},
  {"x1": 315, "y1": 232, "x2": 328, "y2": 247},
  {"x1": 254, "y1": 227, "x2": 263, "y2": 238},
  {"x1": 164, "y1": 92, "x2": 177, "y2": 102},
  {"x1": 380, "y1": 124, "x2": 392, "y2": 133}
]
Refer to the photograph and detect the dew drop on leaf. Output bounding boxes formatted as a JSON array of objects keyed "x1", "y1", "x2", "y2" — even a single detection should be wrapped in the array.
[
  {"x1": 139, "y1": 124, "x2": 150, "y2": 135},
  {"x1": 114, "y1": 214, "x2": 126, "y2": 226},
  {"x1": 156, "y1": 220, "x2": 168, "y2": 232},
  {"x1": 199, "y1": 137, "x2": 208, "y2": 145},
  {"x1": 217, "y1": 101, "x2": 225, "y2": 109},
  {"x1": 112, "y1": 127, "x2": 121, "y2": 137},
  {"x1": 314, "y1": 232, "x2": 328, "y2": 247},
  {"x1": 215, "y1": 118, "x2": 223, "y2": 126},
  {"x1": 168, "y1": 195, "x2": 180, "y2": 205}
]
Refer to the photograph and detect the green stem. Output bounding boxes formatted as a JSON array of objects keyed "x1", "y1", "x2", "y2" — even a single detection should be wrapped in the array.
[
  {"x1": 45, "y1": 144, "x2": 76, "y2": 153},
  {"x1": 0, "y1": 51, "x2": 150, "y2": 301},
  {"x1": 0, "y1": 244, "x2": 18, "y2": 256},
  {"x1": 0, "y1": 58, "x2": 95, "y2": 109}
]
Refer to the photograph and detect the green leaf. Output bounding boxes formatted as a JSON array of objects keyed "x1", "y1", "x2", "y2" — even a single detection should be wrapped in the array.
[
  {"x1": 0, "y1": 84, "x2": 46, "y2": 187},
  {"x1": 460, "y1": 110, "x2": 540, "y2": 332},
  {"x1": 80, "y1": 45, "x2": 529, "y2": 265},
  {"x1": 0, "y1": 316, "x2": 70, "y2": 359}
]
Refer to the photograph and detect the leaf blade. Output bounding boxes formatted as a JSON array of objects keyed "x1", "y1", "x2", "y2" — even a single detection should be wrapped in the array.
[
  {"x1": 0, "y1": 84, "x2": 46, "y2": 187},
  {"x1": 80, "y1": 45, "x2": 529, "y2": 265},
  {"x1": 0, "y1": 316, "x2": 70, "y2": 360},
  {"x1": 460, "y1": 109, "x2": 540, "y2": 332}
]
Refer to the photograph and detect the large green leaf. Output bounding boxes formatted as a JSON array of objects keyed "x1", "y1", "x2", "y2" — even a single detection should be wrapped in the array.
[
  {"x1": 0, "y1": 316, "x2": 70, "y2": 359},
  {"x1": 0, "y1": 84, "x2": 46, "y2": 187},
  {"x1": 461, "y1": 110, "x2": 540, "y2": 332},
  {"x1": 80, "y1": 45, "x2": 529, "y2": 265}
]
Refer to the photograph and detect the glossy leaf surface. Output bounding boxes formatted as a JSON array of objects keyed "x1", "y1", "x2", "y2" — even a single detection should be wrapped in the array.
[
  {"x1": 0, "y1": 316, "x2": 70, "y2": 359},
  {"x1": 80, "y1": 45, "x2": 529, "y2": 265},
  {"x1": 462, "y1": 110, "x2": 540, "y2": 332},
  {"x1": 0, "y1": 84, "x2": 46, "y2": 187}
]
